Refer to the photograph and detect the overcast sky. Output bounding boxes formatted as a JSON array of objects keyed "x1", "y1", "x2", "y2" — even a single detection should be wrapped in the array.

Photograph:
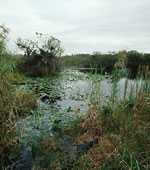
[{"x1": 0, "y1": 0, "x2": 150, "y2": 54}]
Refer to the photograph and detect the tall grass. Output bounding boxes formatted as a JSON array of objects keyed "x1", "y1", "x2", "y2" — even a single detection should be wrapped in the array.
[
  {"x1": 0, "y1": 31, "x2": 37, "y2": 168},
  {"x1": 0, "y1": 63, "x2": 37, "y2": 168},
  {"x1": 72, "y1": 69, "x2": 150, "y2": 169}
]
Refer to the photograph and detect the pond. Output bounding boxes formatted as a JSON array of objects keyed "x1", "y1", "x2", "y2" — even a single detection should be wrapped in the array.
[
  {"x1": 21, "y1": 69, "x2": 145, "y2": 111},
  {"x1": 16, "y1": 69, "x2": 148, "y2": 169}
]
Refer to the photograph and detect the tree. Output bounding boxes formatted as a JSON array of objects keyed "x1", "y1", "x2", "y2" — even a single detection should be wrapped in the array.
[
  {"x1": 16, "y1": 33, "x2": 64, "y2": 76},
  {"x1": 17, "y1": 33, "x2": 63, "y2": 58}
]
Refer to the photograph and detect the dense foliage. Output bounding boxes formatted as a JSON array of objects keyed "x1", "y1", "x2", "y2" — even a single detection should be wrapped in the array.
[
  {"x1": 17, "y1": 33, "x2": 63, "y2": 76},
  {"x1": 63, "y1": 51, "x2": 150, "y2": 76}
]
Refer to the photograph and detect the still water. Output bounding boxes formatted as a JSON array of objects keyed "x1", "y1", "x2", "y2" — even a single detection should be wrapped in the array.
[{"x1": 17, "y1": 69, "x2": 146, "y2": 145}]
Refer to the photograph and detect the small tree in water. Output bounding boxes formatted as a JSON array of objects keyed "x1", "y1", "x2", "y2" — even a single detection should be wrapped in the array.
[{"x1": 17, "y1": 32, "x2": 63, "y2": 76}]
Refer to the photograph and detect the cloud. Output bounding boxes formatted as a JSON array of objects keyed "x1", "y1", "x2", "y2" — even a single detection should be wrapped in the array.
[{"x1": 0, "y1": 0, "x2": 150, "y2": 54}]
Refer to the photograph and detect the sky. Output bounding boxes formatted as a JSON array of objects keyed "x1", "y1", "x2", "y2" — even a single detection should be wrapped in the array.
[{"x1": 0, "y1": 0, "x2": 150, "y2": 54}]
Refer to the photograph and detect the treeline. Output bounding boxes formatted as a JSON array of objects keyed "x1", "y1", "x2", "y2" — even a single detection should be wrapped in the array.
[{"x1": 63, "y1": 51, "x2": 150, "y2": 76}]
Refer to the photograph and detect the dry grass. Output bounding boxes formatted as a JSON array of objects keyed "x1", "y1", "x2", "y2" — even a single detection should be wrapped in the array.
[
  {"x1": 72, "y1": 90, "x2": 150, "y2": 169},
  {"x1": 73, "y1": 105, "x2": 120, "y2": 169},
  {"x1": 76, "y1": 105, "x2": 103, "y2": 144},
  {"x1": 13, "y1": 89, "x2": 37, "y2": 117},
  {"x1": 0, "y1": 73, "x2": 37, "y2": 167},
  {"x1": 40, "y1": 137, "x2": 57, "y2": 154},
  {"x1": 0, "y1": 74, "x2": 18, "y2": 166}
]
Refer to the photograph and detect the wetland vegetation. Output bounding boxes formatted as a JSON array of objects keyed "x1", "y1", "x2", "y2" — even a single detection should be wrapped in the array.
[{"x1": 0, "y1": 25, "x2": 150, "y2": 170}]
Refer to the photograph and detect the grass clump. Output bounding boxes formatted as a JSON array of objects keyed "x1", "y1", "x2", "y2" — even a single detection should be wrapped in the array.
[{"x1": 13, "y1": 89, "x2": 37, "y2": 117}]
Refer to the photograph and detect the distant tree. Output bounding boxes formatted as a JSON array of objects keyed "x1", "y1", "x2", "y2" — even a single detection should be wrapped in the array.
[
  {"x1": 91, "y1": 52, "x2": 118, "y2": 73},
  {"x1": 17, "y1": 33, "x2": 63, "y2": 58},
  {"x1": 16, "y1": 33, "x2": 64, "y2": 76}
]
